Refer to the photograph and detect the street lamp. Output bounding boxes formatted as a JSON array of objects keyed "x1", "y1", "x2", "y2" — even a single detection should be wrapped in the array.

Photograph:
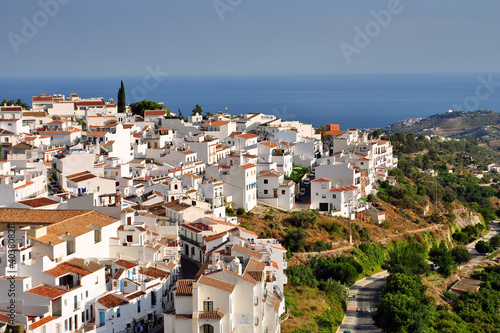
[{"x1": 348, "y1": 199, "x2": 353, "y2": 245}]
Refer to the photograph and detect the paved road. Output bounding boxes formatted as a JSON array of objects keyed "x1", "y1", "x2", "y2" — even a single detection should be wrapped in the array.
[
  {"x1": 335, "y1": 222, "x2": 499, "y2": 332},
  {"x1": 294, "y1": 179, "x2": 311, "y2": 210},
  {"x1": 337, "y1": 271, "x2": 389, "y2": 333},
  {"x1": 465, "y1": 220, "x2": 500, "y2": 266}
]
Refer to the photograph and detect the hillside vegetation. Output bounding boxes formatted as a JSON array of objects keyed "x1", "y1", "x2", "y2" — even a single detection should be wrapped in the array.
[{"x1": 385, "y1": 110, "x2": 500, "y2": 146}]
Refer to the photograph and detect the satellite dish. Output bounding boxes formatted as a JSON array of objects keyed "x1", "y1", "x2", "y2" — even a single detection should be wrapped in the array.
[{"x1": 84, "y1": 258, "x2": 90, "y2": 267}]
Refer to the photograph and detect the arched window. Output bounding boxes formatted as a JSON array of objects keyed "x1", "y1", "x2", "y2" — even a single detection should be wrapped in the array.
[{"x1": 200, "y1": 324, "x2": 214, "y2": 333}]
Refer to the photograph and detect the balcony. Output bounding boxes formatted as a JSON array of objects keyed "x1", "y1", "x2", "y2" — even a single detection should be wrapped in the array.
[{"x1": 180, "y1": 235, "x2": 202, "y2": 247}]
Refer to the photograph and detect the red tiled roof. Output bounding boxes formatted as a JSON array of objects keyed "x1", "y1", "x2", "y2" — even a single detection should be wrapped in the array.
[
  {"x1": 114, "y1": 259, "x2": 138, "y2": 269},
  {"x1": 199, "y1": 309, "x2": 225, "y2": 320},
  {"x1": 232, "y1": 244, "x2": 264, "y2": 260},
  {"x1": 240, "y1": 163, "x2": 256, "y2": 170},
  {"x1": 144, "y1": 110, "x2": 166, "y2": 116},
  {"x1": 33, "y1": 96, "x2": 53, "y2": 102},
  {"x1": 311, "y1": 178, "x2": 331, "y2": 182},
  {"x1": 112, "y1": 268, "x2": 125, "y2": 280},
  {"x1": 139, "y1": 267, "x2": 170, "y2": 279},
  {"x1": 29, "y1": 316, "x2": 55, "y2": 329},
  {"x1": 236, "y1": 133, "x2": 258, "y2": 140},
  {"x1": 204, "y1": 231, "x2": 228, "y2": 243},
  {"x1": 198, "y1": 275, "x2": 235, "y2": 293},
  {"x1": 203, "y1": 120, "x2": 230, "y2": 127},
  {"x1": 329, "y1": 185, "x2": 358, "y2": 192},
  {"x1": 18, "y1": 197, "x2": 59, "y2": 208},
  {"x1": 259, "y1": 141, "x2": 280, "y2": 148},
  {"x1": 176, "y1": 279, "x2": 195, "y2": 297},
  {"x1": 26, "y1": 284, "x2": 68, "y2": 299},
  {"x1": 98, "y1": 294, "x2": 129, "y2": 308},
  {"x1": 126, "y1": 291, "x2": 145, "y2": 300}
]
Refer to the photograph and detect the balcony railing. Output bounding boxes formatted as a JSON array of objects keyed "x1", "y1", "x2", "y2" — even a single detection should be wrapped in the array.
[{"x1": 180, "y1": 235, "x2": 202, "y2": 247}]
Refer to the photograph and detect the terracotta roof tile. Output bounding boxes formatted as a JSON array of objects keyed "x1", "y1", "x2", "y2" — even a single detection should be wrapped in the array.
[
  {"x1": 26, "y1": 284, "x2": 68, "y2": 300},
  {"x1": 18, "y1": 197, "x2": 59, "y2": 208},
  {"x1": 98, "y1": 294, "x2": 129, "y2": 308},
  {"x1": 199, "y1": 309, "x2": 225, "y2": 320},
  {"x1": 114, "y1": 259, "x2": 138, "y2": 269},
  {"x1": 139, "y1": 267, "x2": 170, "y2": 279},
  {"x1": 232, "y1": 244, "x2": 264, "y2": 260},
  {"x1": 126, "y1": 291, "x2": 145, "y2": 300},
  {"x1": 203, "y1": 120, "x2": 230, "y2": 127},
  {"x1": 311, "y1": 178, "x2": 331, "y2": 182},
  {"x1": 29, "y1": 316, "x2": 55, "y2": 329},
  {"x1": 176, "y1": 279, "x2": 195, "y2": 297},
  {"x1": 198, "y1": 275, "x2": 235, "y2": 293}
]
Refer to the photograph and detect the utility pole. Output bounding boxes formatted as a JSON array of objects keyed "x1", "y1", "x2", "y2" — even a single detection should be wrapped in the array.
[{"x1": 348, "y1": 200, "x2": 353, "y2": 245}]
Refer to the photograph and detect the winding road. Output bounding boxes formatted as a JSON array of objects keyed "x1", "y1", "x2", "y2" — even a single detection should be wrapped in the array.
[
  {"x1": 336, "y1": 221, "x2": 500, "y2": 332},
  {"x1": 337, "y1": 271, "x2": 388, "y2": 333}
]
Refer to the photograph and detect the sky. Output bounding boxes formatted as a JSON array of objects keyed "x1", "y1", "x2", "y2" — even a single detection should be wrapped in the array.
[{"x1": 1, "y1": 0, "x2": 500, "y2": 77}]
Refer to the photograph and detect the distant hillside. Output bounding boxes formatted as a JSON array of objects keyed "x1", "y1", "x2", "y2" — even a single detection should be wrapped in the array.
[{"x1": 385, "y1": 110, "x2": 500, "y2": 140}]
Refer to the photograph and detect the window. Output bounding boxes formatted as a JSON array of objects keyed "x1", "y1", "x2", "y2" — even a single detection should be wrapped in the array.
[
  {"x1": 137, "y1": 300, "x2": 141, "y2": 313},
  {"x1": 95, "y1": 276, "x2": 98, "y2": 285},
  {"x1": 127, "y1": 217, "x2": 132, "y2": 225},
  {"x1": 322, "y1": 194, "x2": 326, "y2": 198},
  {"x1": 264, "y1": 190, "x2": 268, "y2": 195},
  {"x1": 66, "y1": 240, "x2": 75, "y2": 255},
  {"x1": 94, "y1": 229, "x2": 101, "y2": 243},
  {"x1": 117, "y1": 308, "x2": 121, "y2": 318},
  {"x1": 201, "y1": 324, "x2": 214, "y2": 333},
  {"x1": 282, "y1": 190, "x2": 285, "y2": 195},
  {"x1": 65, "y1": 319, "x2": 68, "y2": 331},
  {"x1": 86, "y1": 291, "x2": 88, "y2": 298},
  {"x1": 332, "y1": 194, "x2": 336, "y2": 199},
  {"x1": 126, "y1": 235, "x2": 133, "y2": 242},
  {"x1": 264, "y1": 179, "x2": 268, "y2": 184},
  {"x1": 203, "y1": 301, "x2": 213, "y2": 311},
  {"x1": 321, "y1": 184, "x2": 326, "y2": 189},
  {"x1": 22, "y1": 254, "x2": 25, "y2": 262}
]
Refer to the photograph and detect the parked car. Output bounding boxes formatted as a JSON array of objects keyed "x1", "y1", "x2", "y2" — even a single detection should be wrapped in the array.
[
  {"x1": 300, "y1": 187, "x2": 306, "y2": 196},
  {"x1": 430, "y1": 263, "x2": 440, "y2": 271},
  {"x1": 303, "y1": 178, "x2": 310, "y2": 186}
]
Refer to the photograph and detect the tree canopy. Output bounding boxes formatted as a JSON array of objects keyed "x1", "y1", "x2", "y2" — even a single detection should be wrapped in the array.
[
  {"x1": 429, "y1": 240, "x2": 454, "y2": 277},
  {"x1": 385, "y1": 241, "x2": 429, "y2": 276},
  {"x1": 129, "y1": 100, "x2": 166, "y2": 118},
  {"x1": 1, "y1": 98, "x2": 29, "y2": 109}
]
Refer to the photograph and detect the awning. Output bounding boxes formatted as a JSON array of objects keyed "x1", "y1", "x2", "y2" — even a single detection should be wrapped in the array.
[{"x1": 134, "y1": 313, "x2": 147, "y2": 322}]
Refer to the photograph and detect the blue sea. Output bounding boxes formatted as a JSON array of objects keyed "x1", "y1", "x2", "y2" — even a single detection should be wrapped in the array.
[{"x1": 1, "y1": 73, "x2": 500, "y2": 129}]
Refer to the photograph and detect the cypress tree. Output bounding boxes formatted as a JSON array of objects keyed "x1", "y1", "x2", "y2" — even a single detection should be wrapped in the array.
[{"x1": 118, "y1": 81, "x2": 126, "y2": 113}]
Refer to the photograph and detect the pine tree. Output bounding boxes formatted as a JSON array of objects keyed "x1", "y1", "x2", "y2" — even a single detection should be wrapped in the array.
[{"x1": 117, "y1": 81, "x2": 126, "y2": 113}]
